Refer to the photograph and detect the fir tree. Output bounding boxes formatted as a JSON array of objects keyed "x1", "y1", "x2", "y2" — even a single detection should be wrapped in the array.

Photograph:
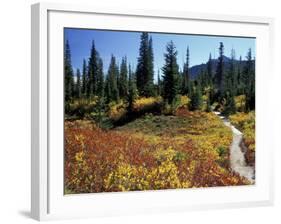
[
  {"x1": 207, "y1": 53, "x2": 213, "y2": 85},
  {"x1": 243, "y1": 48, "x2": 255, "y2": 111},
  {"x1": 237, "y1": 56, "x2": 243, "y2": 95},
  {"x1": 190, "y1": 82, "x2": 202, "y2": 111},
  {"x1": 157, "y1": 69, "x2": 162, "y2": 96},
  {"x1": 105, "y1": 55, "x2": 119, "y2": 102},
  {"x1": 97, "y1": 57, "x2": 104, "y2": 97},
  {"x1": 182, "y1": 46, "x2": 190, "y2": 95},
  {"x1": 64, "y1": 40, "x2": 75, "y2": 102},
  {"x1": 225, "y1": 49, "x2": 236, "y2": 95},
  {"x1": 75, "y1": 68, "x2": 81, "y2": 98},
  {"x1": 87, "y1": 40, "x2": 99, "y2": 96},
  {"x1": 222, "y1": 49, "x2": 237, "y2": 116},
  {"x1": 222, "y1": 91, "x2": 236, "y2": 116},
  {"x1": 128, "y1": 64, "x2": 138, "y2": 112},
  {"x1": 96, "y1": 58, "x2": 105, "y2": 126},
  {"x1": 197, "y1": 66, "x2": 208, "y2": 91},
  {"x1": 215, "y1": 42, "x2": 225, "y2": 99},
  {"x1": 119, "y1": 56, "x2": 129, "y2": 98},
  {"x1": 206, "y1": 53, "x2": 216, "y2": 104},
  {"x1": 162, "y1": 41, "x2": 179, "y2": 104},
  {"x1": 136, "y1": 32, "x2": 154, "y2": 96},
  {"x1": 145, "y1": 36, "x2": 155, "y2": 96},
  {"x1": 178, "y1": 68, "x2": 183, "y2": 94},
  {"x1": 81, "y1": 59, "x2": 87, "y2": 96}
]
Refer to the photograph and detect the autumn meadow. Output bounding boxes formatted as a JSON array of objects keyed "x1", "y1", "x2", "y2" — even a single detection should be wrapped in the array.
[{"x1": 64, "y1": 29, "x2": 255, "y2": 194}]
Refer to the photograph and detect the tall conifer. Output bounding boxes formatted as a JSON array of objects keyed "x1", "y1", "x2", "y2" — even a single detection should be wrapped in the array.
[
  {"x1": 75, "y1": 68, "x2": 81, "y2": 98},
  {"x1": 215, "y1": 42, "x2": 225, "y2": 99},
  {"x1": 136, "y1": 32, "x2": 154, "y2": 96},
  {"x1": 119, "y1": 57, "x2": 129, "y2": 98},
  {"x1": 64, "y1": 40, "x2": 75, "y2": 102},
  {"x1": 182, "y1": 46, "x2": 190, "y2": 95},
  {"x1": 88, "y1": 40, "x2": 99, "y2": 96},
  {"x1": 81, "y1": 59, "x2": 87, "y2": 95},
  {"x1": 105, "y1": 55, "x2": 119, "y2": 102},
  {"x1": 162, "y1": 41, "x2": 179, "y2": 104}
]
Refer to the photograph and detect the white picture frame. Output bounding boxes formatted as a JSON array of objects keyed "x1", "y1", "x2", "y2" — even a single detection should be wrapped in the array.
[{"x1": 31, "y1": 2, "x2": 275, "y2": 221}]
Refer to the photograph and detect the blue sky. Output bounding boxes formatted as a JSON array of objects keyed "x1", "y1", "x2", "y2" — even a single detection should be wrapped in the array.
[{"x1": 65, "y1": 28, "x2": 255, "y2": 80}]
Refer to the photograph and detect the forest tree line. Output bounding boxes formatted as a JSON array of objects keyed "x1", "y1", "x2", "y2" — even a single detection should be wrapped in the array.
[{"x1": 64, "y1": 32, "x2": 255, "y2": 117}]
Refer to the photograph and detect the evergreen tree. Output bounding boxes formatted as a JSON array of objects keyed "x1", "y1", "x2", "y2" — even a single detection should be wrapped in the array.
[
  {"x1": 231, "y1": 49, "x2": 237, "y2": 90},
  {"x1": 86, "y1": 59, "x2": 91, "y2": 97},
  {"x1": 87, "y1": 40, "x2": 99, "y2": 96},
  {"x1": 222, "y1": 91, "x2": 236, "y2": 116},
  {"x1": 162, "y1": 41, "x2": 180, "y2": 104},
  {"x1": 119, "y1": 56, "x2": 129, "y2": 98},
  {"x1": 206, "y1": 53, "x2": 216, "y2": 104},
  {"x1": 81, "y1": 59, "x2": 87, "y2": 96},
  {"x1": 220, "y1": 49, "x2": 237, "y2": 115},
  {"x1": 242, "y1": 52, "x2": 250, "y2": 95},
  {"x1": 249, "y1": 56, "x2": 255, "y2": 110},
  {"x1": 75, "y1": 68, "x2": 81, "y2": 98},
  {"x1": 105, "y1": 55, "x2": 119, "y2": 102},
  {"x1": 97, "y1": 57, "x2": 104, "y2": 97},
  {"x1": 190, "y1": 82, "x2": 202, "y2": 111},
  {"x1": 215, "y1": 42, "x2": 225, "y2": 99},
  {"x1": 145, "y1": 36, "x2": 155, "y2": 96},
  {"x1": 207, "y1": 53, "x2": 213, "y2": 85},
  {"x1": 64, "y1": 40, "x2": 75, "y2": 102},
  {"x1": 236, "y1": 55, "x2": 242, "y2": 95},
  {"x1": 157, "y1": 69, "x2": 162, "y2": 96},
  {"x1": 95, "y1": 58, "x2": 105, "y2": 125},
  {"x1": 178, "y1": 69, "x2": 183, "y2": 94},
  {"x1": 128, "y1": 64, "x2": 138, "y2": 112},
  {"x1": 182, "y1": 46, "x2": 190, "y2": 95},
  {"x1": 116, "y1": 62, "x2": 120, "y2": 97},
  {"x1": 225, "y1": 49, "x2": 236, "y2": 95},
  {"x1": 243, "y1": 48, "x2": 255, "y2": 111},
  {"x1": 136, "y1": 32, "x2": 154, "y2": 96},
  {"x1": 197, "y1": 66, "x2": 208, "y2": 91}
]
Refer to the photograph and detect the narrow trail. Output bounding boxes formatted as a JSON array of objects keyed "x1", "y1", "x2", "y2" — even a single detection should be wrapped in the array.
[{"x1": 214, "y1": 112, "x2": 255, "y2": 183}]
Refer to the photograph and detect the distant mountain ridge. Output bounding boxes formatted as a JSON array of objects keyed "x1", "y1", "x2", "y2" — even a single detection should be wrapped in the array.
[{"x1": 189, "y1": 56, "x2": 254, "y2": 79}]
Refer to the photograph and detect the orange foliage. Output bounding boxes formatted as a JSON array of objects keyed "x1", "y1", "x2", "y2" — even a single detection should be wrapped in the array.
[{"x1": 64, "y1": 112, "x2": 249, "y2": 194}]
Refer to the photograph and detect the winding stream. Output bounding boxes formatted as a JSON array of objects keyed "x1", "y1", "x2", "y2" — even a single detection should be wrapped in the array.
[{"x1": 214, "y1": 112, "x2": 255, "y2": 183}]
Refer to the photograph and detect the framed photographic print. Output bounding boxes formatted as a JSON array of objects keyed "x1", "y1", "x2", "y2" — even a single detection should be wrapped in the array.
[{"x1": 31, "y1": 2, "x2": 274, "y2": 221}]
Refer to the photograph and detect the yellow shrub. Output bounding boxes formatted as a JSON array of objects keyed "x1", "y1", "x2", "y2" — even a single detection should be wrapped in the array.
[
  {"x1": 66, "y1": 98, "x2": 98, "y2": 118},
  {"x1": 234, "y1": 95, "x2": 246, "y2": 112},
  {"x1": 151, "y1": 160, "x2": 183, "y2": 189},
  {"x1": 229, "y1": 112, "x2": 255, "y2": 151},
  {"x1": 75, "y1": 151, "x2": 85, "y2": 163},
  {"x1": 104, "y1": 163, "x2": 150, "y2": 191},
  {"x1": 179, "y1": 95, "x2": 190, "y2": 107},
  {"x1": 104, "y1": 146, "x2": 191, "y2": 191},
  {"x1": 153, "y1": 146, "x2": 177, "y2": 162},
  {"x1": 108, "y1": 101, "x2": 127, "y2": 120},
  {"x1": 133, "y1": 96, "x2": 162, "y2": 112}
]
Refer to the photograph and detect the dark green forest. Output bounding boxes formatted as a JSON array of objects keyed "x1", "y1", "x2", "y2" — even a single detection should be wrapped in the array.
[{"x1": 65, "y1": 32, "x2": 255, "y2": 121}]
